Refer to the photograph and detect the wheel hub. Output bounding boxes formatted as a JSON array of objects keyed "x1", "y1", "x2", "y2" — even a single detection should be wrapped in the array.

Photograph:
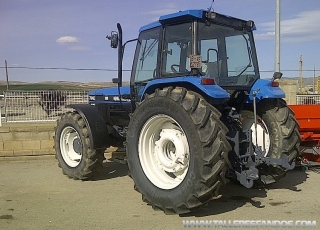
[
  {"x1": 73, "y1": 138, "x2": 82, "y2": 154},
  {"x1": 154, "y1": 129, "x2": 188, "y2": 173}
]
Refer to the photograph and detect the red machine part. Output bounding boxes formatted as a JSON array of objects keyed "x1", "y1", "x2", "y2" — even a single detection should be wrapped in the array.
[
  {"x1": 289, "y1": 104, "x2": 320, "y2": 163},
  {"x1": 289, "y1": 104, "x2": 320, "y2": 142},
  {"x1": 301, "y1": 153, "x2": 320, "y2": 163}
]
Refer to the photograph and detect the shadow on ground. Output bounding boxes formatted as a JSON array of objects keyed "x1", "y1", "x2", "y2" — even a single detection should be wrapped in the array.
[
  {"x1": 93, "y1": 150, "x2": 129, "y2": 181},
  {"x1": 181, "y1": 167, "x2": 309, "y2": 217},
  {"x1": 87, "y1": 151, "x2": 310, "y2": 217}
]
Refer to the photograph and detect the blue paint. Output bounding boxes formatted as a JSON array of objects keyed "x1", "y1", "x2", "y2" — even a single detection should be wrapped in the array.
[
  {"x1": 140, "y1": 76, "x2": 229, "y2": 101},
  {"x1": 246, "y1": 79, "x2": 285, "y2": 103}
]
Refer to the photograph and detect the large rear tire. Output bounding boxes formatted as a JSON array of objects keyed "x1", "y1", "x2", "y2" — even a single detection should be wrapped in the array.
[
  {"x1": 242, "y1": 98, "x2": 301, "y2": 184},
  {"x1": 126, "y1": 87, "x2": 231, "y2": 214},
  {"x1": 54, "y1": 111, "x2": 106, "y2": 180}
]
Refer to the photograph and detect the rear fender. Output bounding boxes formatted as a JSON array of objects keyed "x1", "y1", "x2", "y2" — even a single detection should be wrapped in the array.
[
  {"x1": 67, "y1": 104, "x2": 109, "y2": 149},
  {"x1": 246, "y1": 79, "x2": 285, "y2": 103},
  {"x1": 140, "y1": 77, "x2": 230, "y2": 102}
]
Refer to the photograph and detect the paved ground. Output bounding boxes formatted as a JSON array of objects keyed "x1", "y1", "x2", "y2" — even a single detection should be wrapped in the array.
[{"x1": 0, "y1": 156, "x2": 319, "y2": 230}]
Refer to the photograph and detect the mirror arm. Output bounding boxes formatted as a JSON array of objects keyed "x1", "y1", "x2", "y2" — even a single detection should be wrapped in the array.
[{"x1": 117, "y1": 23, "x2": 123, "y2": 87}]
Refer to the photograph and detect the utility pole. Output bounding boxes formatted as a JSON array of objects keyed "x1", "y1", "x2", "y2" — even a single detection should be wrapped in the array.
[
  {"x1": 5, "y1": 60, "x2": 9, "y2": 91},
  {"x1": 314, "y1": 64, "x2": 316, "y2": 94},
  {"x1": 299, "y1": 55, "x2": 303, "y2": 94},
  {"x1": 275, "y1": 0, "x2": 281, "y2": 72}
]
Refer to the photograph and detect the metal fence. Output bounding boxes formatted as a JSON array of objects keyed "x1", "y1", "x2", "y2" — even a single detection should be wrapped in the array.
[
  {"x1": 1, "y1": 91, "x2": 319, "y2": 124},
  {"x1": 296, "y1": 94, "x2": 320, "y2": 105},
  {"x1": 1, "y1": 90, "x2": 88, "y2": 123}
]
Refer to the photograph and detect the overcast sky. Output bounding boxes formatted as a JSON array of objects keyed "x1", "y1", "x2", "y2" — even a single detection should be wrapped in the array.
[{"x1": 1, "y1": 0, "x2": 320, "y2": 83}]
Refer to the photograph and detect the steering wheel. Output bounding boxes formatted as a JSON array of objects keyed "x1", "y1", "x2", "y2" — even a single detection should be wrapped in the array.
[{"x1": 171, "y1": 64, "x2": 180, "y2": 73}]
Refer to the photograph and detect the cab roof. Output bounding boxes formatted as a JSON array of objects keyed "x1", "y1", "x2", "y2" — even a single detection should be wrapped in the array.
[{"x1": 139, "y1": 9, "x2": 255, "y2": 32}]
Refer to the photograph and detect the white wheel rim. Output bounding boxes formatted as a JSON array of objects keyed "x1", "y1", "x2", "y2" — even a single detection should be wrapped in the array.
[
  {"x1": 241, "y1": 111, "x2": 270, "y2": 156},
  {"x1": 60, "y1": 126, "x2": 82, "y2": 167},
  {"x1": 139, "y1": 114, "x2": 189, "y2": 189}
]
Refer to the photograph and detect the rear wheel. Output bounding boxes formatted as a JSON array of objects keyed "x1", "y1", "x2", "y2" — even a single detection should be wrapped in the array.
[
  {"x1": 126, "y1": 87, "x2": 231, "y2": 214},
  {"x1": 54, "y1": 111, "x2": 105, "y2": 180},
  {"x1": 242, "y1": 99, "x2": 301, "y2": 184}
]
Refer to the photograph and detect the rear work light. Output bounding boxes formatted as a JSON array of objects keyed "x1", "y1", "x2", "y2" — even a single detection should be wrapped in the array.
[
  {"x1": 271, "y1": 81, "x2": 279, "y2": 87},
  {"x1": 201, "y1": 78, "x2": 215, "y2": 85}
]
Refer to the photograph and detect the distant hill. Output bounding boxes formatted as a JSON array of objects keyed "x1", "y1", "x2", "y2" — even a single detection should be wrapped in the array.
[
  {"x1": 280, "y1": 77, "x2": 319, "y2": 87},
  {"x1": 0, "y1": 81, "x2": 129, "y2": 92}
]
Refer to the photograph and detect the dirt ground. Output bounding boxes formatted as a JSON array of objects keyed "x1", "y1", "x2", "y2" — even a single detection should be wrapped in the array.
[{"x1": 0, "y1": 156, "x2": 319, "y2": 230}]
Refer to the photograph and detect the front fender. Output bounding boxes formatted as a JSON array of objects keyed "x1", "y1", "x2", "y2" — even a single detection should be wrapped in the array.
[
  {"x1": 67, "y1": 104, "x2": 109, "y2": 149},
  {"x1": 246, "y1": 79, "x2": 285, "y2": 103},
  {"x1": 140, "y1": 77, "x2": 230, "y2": 102}
]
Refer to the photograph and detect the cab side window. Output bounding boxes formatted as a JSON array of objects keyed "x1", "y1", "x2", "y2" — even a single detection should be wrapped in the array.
[{"x1": 132, "y1": 28, "x2": 160, "y2": 83}]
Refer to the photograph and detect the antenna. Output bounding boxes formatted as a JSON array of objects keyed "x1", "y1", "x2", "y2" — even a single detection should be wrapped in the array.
[{"x1": 208, "y1": 0, "x2": 214, "y2": 12}]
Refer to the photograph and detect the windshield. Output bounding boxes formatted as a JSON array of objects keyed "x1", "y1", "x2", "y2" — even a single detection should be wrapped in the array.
[{"x1": 132, "y1": 28, "x2": 160, "y2": 83}]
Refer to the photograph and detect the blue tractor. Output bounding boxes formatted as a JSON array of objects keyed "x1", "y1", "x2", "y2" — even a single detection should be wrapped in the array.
[{"x1": 54, "y1": 9, "x2": 301, "y2": 214}]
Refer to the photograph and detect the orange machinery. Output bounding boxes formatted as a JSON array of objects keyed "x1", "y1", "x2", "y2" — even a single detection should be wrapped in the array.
[{"x1": 289, "y1": 104, "x2": 320, "y2": 163}]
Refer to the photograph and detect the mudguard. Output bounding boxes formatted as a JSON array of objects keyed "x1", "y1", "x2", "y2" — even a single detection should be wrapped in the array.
[
  {"x1": 246, "y1": 79, "x2": 285, "y2": 103},
  {"x1": 67, "y1": 104, "x2": 109, "y2": 149},
  {"x1": 140, "y1": 76, "x2": 230, "y2": 102}
]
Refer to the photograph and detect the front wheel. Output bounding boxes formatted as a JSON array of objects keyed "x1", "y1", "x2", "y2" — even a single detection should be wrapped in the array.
[
  {"x1": 54, "y1": 111, "x2": 105, "y2": 180},
  {"x1": 241, "y1": 99, "x2": 301, "y2": 184},
  {"x1": 126, "y1": 87, "x2": 231, "y2": 214}
]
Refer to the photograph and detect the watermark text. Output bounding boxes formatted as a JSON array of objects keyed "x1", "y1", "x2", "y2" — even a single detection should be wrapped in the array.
[{"x1": 182, "y1": 219, "x2": 317, "y2": 228}]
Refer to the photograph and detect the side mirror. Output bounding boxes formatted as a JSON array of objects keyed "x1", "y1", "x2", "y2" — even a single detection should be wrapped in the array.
[
  {"x1": 107, "y1": 31, "x2": 118, "y2": 48},
  {"x1": 112, "y1": 78, "x2": 120, "y2": 84},
  {"x1": 272, "y1": 72, "x2": 283, "y2": 81}
]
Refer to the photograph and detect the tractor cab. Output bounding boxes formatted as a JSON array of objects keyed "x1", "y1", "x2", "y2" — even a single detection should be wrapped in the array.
[{"x1": 132, "y1": 10, "x2": 259, "y2": 89}]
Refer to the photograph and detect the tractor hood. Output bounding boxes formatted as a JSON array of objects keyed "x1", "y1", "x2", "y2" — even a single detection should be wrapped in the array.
[{"x1": 88, "y1": 86, "x2": 130, "y2": 102}]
